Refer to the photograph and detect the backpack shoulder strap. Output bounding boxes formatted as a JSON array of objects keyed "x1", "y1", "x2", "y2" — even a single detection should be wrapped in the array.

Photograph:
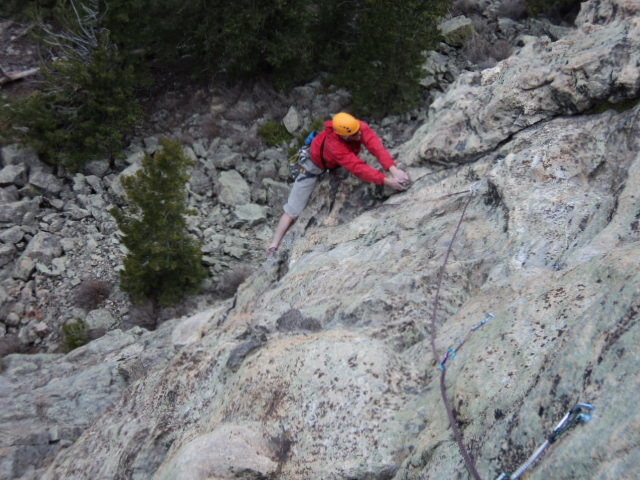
[{"x1": 313, "y1": 129, "x2": 329, "y2": 169}]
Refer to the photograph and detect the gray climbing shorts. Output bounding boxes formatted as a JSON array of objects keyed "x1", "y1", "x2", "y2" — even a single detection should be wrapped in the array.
[{"x1": 283, "y1": 156, "x2": 325, "y2": 218}]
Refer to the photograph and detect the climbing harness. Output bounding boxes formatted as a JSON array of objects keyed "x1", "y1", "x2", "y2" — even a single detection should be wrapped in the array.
[
  {"x1": 426, "y1": 186, "x2": 594, "y2": 480},
  {"x1": 440, "y1": 313, "x2": 495, "y2": 371},
  {"x1": 288, "y1": 130, "x2": 328, "y2": 181},
  {"x1": 495, "y1": 403, "x2": 595, "y2": 480}
]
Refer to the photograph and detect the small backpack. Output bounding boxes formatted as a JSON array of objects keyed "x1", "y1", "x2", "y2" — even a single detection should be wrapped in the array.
[{"x1": 288, "y1": 130, "x2": 319, "y2": 181}]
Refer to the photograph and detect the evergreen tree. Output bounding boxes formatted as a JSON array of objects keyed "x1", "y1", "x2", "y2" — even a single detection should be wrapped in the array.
[
  {"x1": 99, "y1": 0, "x2": 448, "y2": 113},
  {"x1": 1, "y1": 0, "x2": 141, "y2": 171},
  {"x1": 110, "y1": 139, "x2": 207, "y2": 307},
  {"x1": 320, "y1": 0, "x2": 448, "y2": 116},
  {"x1": 2, "y1": 0, "x2": 451, "y2": 149}
]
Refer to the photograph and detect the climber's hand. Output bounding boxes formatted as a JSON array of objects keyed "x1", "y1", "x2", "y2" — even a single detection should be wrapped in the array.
[
  {"x1": 384, "y1": 176, "x2": 408, "y2": 191},
  {"x1": 389, "y1": 166, "x2": 411, "y2": 187}
]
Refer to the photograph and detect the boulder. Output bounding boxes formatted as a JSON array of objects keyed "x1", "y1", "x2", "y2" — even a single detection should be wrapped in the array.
[
  {"x1": 154, "y1": 423, "x2": 278, "y2": 480},
  {"x1": 170, "y1": 307, "x2": 221, "y2": 347},
  {"x1": 143, "y1": 136, "x2": 160, "y2": 154},
  {"x1": 222, "y1": 238, "x2": 248, "y2": 259},
  {"x1": 189, "y1": 166, "x2": 213, "y2": 196},
  {"x1": 22, "y1": 232, "x2": 63, "y2": 263},
  {"x1": 0, "y1": 164, "x2": 28, "y2": 187},
  {"x1": 0, "y1": 226, "x2": 25, "y2": 244},
  {"x1": 0, "y1": 186, "x2": 19, "y2": 202},
  {"x1": 71, "y1": 174, "x2": 91, "y2": 195},
  {"x1": 83, "y1": 160, "x2": 110, "y2": 177},
  {"x1": 202, "y1": 233, "x2": 227, "y2": 256},
  {"x1": 85, "y1": 309, "x2": 117, "y2": 330},
  {"x1": 192, "y1": 139, "x2": 208, "y2": 158},
  {"x1": 283, "y1": 106, "x2": 302, "y2": 134},
  {"x1": 231, "y1": 203, "x2": 268, "y2": 227},
  {"x1": 217, "y1": 170, "x2": 251, "y2": 206},
  {"x1": 0, "y1": 199, "x2": 38, "y2": 224},
  {"x1": 439, "y1": 16, "x2": 475, "y2": 47},
  {"x1": 0, "y1": 329, "x2": 171, "y2": 479},
  {"x1": 0, "y1": 144, "x2": 39, "y2": 167},
  {"x1": 210, "y1": 147, "x2": 242, "y2": 170},
  {"x1": 110, "y1": 162, "x2": 142, "y2": 198},
  {"x1": 84, "y1": 175, "x2": 104, "y2": 194},
  {"x1": 12, "y1": 256, "x2": 35, "y2": 281},
  {"x1": 262, "y1": 178, "x2": 289, "y2": 210},
  {"x1": 0, "y1": 243, "x2": 15, "y2": 268},
  {"x1": 402, "y1": 8, "x2": 640, "y2": 165},
  {"x1": 28, "y1": 170, "x2": 64, "y2": 195}
]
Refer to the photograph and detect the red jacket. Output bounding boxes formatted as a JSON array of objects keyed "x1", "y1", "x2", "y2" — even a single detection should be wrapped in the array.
[{"x1": 310, "y1": 120, "x2": 396, "y2": 185}]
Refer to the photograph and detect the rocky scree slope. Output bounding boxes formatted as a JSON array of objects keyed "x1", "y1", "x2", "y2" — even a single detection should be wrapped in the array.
[
  {"x1": 1, "y1": 0, "x2": 640, "y2": 479},
  {"x1": 0, "y1": 78, "x2": 362, "y2": 354}
]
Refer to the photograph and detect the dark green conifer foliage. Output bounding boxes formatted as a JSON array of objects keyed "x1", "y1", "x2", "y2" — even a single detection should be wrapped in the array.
[
  {"x1": 3, "y1": 0, "x2": 451, "y2": 150},
  {"x1": 98, "y1": 0, "x2": 447, "y2": 114},
  {"x1": 110, "y1": 139, "x2": 207, "y2": 307},
  {"x1": 1, "y1": 2, "x2": 141, "y2": 171},
  {"x1": 321, "y1": 0, "x2": 448, "y2": 116},
  {"x1": 0, "y1": 0, "x2": 57, "y2": 19}
]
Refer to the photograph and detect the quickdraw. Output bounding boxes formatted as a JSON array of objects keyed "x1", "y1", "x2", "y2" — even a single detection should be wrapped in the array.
[
  {"x1": 495, "y1": 403, "x2": 595, "y2": 480},
  {"x1": 427, "y1": 187, "x2": 595, "y2": 480},
  {"x1": 440, "y1": 312, "x2": 495, "y2": 371}
]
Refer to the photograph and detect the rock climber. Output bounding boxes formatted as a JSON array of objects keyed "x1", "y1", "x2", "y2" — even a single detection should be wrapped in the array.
[{"x1": 268, "y1": 112, "x2": 411, "y2": 255}]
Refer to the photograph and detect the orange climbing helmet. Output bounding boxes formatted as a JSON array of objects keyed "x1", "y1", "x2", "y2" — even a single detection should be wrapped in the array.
[{"x1": 332, "y1": 112, "x2": 361, "y2": 136}]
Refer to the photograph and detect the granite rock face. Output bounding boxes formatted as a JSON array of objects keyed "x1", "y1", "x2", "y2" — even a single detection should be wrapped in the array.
[
  {"x1": 1, "y1": 1, "x2": 639, "y2": 479},
  {"x1": 401, "y1": 0, "x2": 640, "y2": 166}
]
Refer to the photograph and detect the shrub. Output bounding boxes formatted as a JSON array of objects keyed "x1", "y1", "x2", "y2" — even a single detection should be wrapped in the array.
[
  {"x1": 302, "y1": 118, "x2": 326, "y2": 139},
  {"x1": 183, "y1": 0, "x2": 316, "y2": 88},
  {"x1": 61, "y1": 318, "x2": 90, "y2": 352},
  {"x1": 258, "y1": 120, "x2": 293, "y2": 147},
  {"x1": 463, "y1": 35, "x2": 513, "y2": 69},
  {"x1": 526, "y1": 0, "x2": 583, "y2": 24},
  {"x1": 103, "y1": 0, "x2": 448, "y2": 116},
  {"x1": 110, "y1": 138, "x2": 208, "y2": 307},
  {"x1": 218, "y1": 264, "x2": 255, "y2": 298},
  {"x1": 73, "y1": 278, "x2": 112, "y2": 310},
  {"x1": 497, "y1": 0, "x2": 529, "y2": 19},
  {"x1": 4, "y1": 0, "x2": 451, "y2": 131}
]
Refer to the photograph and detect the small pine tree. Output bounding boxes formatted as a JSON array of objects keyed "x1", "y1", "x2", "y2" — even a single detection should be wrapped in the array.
[
  {"x1": 110, "y1": 139, "x2": 207, "y2": 307},
  {"x1": 61, "y1": 318, "x2": 90, "y2": 352}
]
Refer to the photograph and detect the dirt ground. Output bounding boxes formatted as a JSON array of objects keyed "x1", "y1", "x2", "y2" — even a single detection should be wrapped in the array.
[{"x1": 0, "y1": 18, "x2": 43, "y2": 98}]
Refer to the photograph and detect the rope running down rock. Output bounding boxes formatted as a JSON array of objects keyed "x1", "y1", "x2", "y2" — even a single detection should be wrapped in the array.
[{"x1": 427, "y1": 192, "x2": 482, "y2": 480}]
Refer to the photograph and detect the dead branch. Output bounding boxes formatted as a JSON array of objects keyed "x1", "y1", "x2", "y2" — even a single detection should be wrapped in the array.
[
  {"x1": 40, "y1": 0, "x2": 101, "y2": 63},
  {"x1": 0, "y1": 67, "x2": 40, "y2": 86}
]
